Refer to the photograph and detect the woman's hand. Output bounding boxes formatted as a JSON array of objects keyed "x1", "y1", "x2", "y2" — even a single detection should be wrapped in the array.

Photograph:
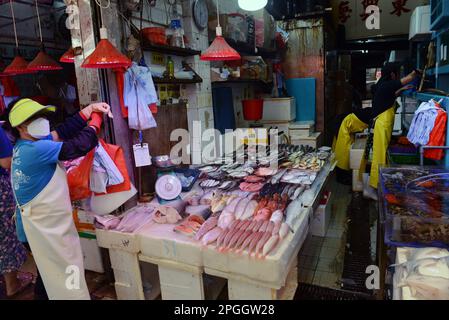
[
  {"x1": 80, "y1": 102, "x2": 111, "y2": 119},
  {"x1": 90, "y1": 102, "x2": 111, "y2": 115}
]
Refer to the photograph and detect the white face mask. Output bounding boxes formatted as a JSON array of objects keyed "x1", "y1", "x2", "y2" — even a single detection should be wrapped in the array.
[{"x1": 27, "y1": 118, "x2": 50, "y2": 139}]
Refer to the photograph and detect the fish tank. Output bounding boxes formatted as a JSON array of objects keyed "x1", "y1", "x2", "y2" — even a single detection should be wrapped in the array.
[{"x1": 379, "y1": 166, "x2": 449, "y2": 248}]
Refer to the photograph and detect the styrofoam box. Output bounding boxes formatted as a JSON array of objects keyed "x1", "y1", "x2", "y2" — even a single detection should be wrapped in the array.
[
  {"x1": 349, "y1": 138, "x2": 367, "y2": 170},
  {"x1": 290, "y1": 132, "x2": 321, "y2": 149},
  {"x1": 352, "y1": 169, "x2": 364, "y2": 192},
  {"x1": 289, "y1": 120, "x2": 315, "y2": 137},
  {"x1": 79, "y1": 232, "x2": 105, "y2": 273},
  {"x1": 96, "y1": 228, "x2": 141, "y2": 253},
  {"x1": 310, "y1": 192, "x2": 331, "y2": 237},
  {"x1": 263, "y1": 97, "x2": 296, "y2": 121},
  {"x1": 259, "y1": 121, "x2": 292, "y2": 135}
]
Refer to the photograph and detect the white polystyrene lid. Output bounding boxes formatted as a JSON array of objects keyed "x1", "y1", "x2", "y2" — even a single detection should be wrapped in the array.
[{"x1": 155, "y1": 175, "x2": 182, "y2": 200}]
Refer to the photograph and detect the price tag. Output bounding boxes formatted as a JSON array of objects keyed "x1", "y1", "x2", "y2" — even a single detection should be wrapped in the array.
[{"x1": 133, "y1": 143, "x2": 152, "y2": 167}]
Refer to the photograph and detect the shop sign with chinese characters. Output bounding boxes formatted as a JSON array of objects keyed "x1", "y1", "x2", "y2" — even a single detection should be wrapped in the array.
[{"x1": 331, "y1": 0, "x2": 424, "y2": 40}]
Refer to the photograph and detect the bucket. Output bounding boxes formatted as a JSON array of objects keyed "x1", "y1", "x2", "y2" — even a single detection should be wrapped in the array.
[{"x1": 242, "y1": 99, "x2": 264, "y2": 121}]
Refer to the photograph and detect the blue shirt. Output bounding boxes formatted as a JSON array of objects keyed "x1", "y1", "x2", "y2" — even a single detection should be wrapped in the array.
[
  {"x1": 0, "y1": 126, "x2": 13, "y2": 176},
  {"x1": 11, "y1": 135, "x2": 62, "y2": 242}
]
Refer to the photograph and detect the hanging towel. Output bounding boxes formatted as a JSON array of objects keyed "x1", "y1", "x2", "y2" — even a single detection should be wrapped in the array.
[
  {"x1": 407, "y1": 100, "x2": 439, "y2": 146},
  {"x1": 124, "y1": 62, "x2": 158, "y2": 130},
  {"x1": 93, "y1": 143, "x2": 124, "y2": 187}
]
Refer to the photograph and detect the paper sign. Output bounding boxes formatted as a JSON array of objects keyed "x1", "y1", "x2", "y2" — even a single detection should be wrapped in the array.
[{"x1": 133, "y1": 143, "x2": 152, "y2": 167}]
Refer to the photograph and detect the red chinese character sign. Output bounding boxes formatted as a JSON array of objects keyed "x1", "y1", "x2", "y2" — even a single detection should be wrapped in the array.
[
  {"x1": 339, "y1": 1, "x2": 353, "y2": 23},
  {"x1": 331, "y1": 0, "x2": 422, "y2": 40},
  {"x1": 390, "y1": 0, "x2": 411, "y2": 17}
]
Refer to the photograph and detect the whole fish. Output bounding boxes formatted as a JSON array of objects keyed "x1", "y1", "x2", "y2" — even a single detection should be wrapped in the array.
[
  {"x1": 254, "y1": 231, "x2": 272, "y2": 258},
  {"x1": 247, "y1": 232, "x2": 265, "y2": 255},
  {"x1": 238, "y1": 231, "x2": 258, "y2": 253},
  {"x1": 272, "y1": 221, "x2": 282, "y2": 236},
  {"x1": 235, "y1": 198, "x2": 251, "y2": 220},
  {"x1": 270, "y1": 210, "x2": 284, "y2": 224},
  {"x1": 240, "y1": 200, "x2": 258, "y2": 220},
  {"x1": 226, "y1": 221, "x2": 250, "y2": 250},
  {"x1": 194, "y1": 216, "x2": 218, "y2": 241},
  {"x1": 262, "y1": 235, "x2": 280, "y2": 257},
  {"x1": 233, "y1": 230, "x2": 252, "y2": 250},
  {"x1": 279, "y1": 222, "x2": 290, "y2": 239},
  {"x1": 201, "y1": 227, "x2": 223, "y2": 245}
]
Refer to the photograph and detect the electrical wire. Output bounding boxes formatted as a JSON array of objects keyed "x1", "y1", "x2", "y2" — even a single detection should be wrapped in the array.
[
  {"x1": 34, "y1": 0, "x2": 43, "y2": 42},
  {"x1": 94, "y1": 0, "x2": 111, "y2": 27},
  {"x1": 9, "y1": 0, "x2": 18, "y2": 48}
]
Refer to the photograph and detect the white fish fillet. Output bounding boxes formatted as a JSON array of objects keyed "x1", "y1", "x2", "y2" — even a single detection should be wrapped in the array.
[
  {"x1": 270, "y1": 210, "x2": 283, "y2": 223},
  {"x1": 224, "y1": 197, "x2": 243, "y2": 213},
  {"x1": 194, "y1": 216, "x2": 218, "y2": 241}
]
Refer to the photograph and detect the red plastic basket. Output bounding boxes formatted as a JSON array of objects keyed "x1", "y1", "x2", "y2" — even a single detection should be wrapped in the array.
[
  {"x1": 141, "y1": 27, "x2": 167, "y2": 45},
  {"x1": 242, "y1": 99, "x2": 264, "y2": 121}
]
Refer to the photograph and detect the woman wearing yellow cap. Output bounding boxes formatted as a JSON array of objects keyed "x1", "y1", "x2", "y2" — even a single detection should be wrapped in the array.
[{"x1": 7, "y1": 98, "x2": 110, "y2": 300}]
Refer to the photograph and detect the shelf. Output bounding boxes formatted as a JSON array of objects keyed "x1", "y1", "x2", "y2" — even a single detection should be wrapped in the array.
[
  {"x1": 153, "y1": 78, "x2": 202, "y2": 84},
  {"x1": 221, "y1": 38, "x2": 277, "y2": 59},
  {"x1": 142, "y1": 42, "x2": 201, "y2": 57},
  {"x1": 426, "y1": 65, "x2": 449, "y2": 76}
]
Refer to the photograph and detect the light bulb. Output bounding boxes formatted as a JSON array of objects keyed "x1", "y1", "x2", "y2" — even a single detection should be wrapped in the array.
[{"x1": 238, "y1": 0, "x2": 267, "y2": 11}]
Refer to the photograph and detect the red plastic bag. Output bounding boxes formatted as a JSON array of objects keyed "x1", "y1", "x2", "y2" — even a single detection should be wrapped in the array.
[
  {"x1": 424, "y1": 107, "x2": 447, "y2": 160},
  {"x1": 67, "y1": 150, "x2": 95, "y2": 201},
  {"x1": 94, "y1": 139, "x2": 131, "y2": 195}
]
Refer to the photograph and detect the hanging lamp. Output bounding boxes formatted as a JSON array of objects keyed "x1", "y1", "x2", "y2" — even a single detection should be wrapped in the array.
[
  {"x1": 60, "y1": 47, "x2": 75, "y2": 63},
  {"x1": 200, "y1": 0, "x2": 240, "y2": 61},
  {"x1": 81, "y1": 0, "x2": 131, "y2": 69},
  {"x1": 4, "y1": 0, "x2": 36, "y2": 75},
  {"x1": 28, "y1": 0, "x2": 63, "y2": 71},
  {"x1": 238, "y1": 0, "x2": 267, "y2": 11}
]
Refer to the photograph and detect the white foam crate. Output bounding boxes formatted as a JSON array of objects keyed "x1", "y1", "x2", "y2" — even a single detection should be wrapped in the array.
[
  {"x1": 350, "y1": 138, "x2": 367, "y2": 170},
  {"x1": 352, "y1": 170, "x2": 364, "y2": 192}
]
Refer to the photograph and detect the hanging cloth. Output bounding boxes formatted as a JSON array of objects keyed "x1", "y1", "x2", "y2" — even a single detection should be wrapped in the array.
[
  {"x1": 407, "y1": 100, "x2": 440, "y2": 146},
  {"x1": 114, "y1": 67, "x2": 129, "y2": 118},
  {"x1": 424, "y1": 102, "x2": 447, "y2": 160}
]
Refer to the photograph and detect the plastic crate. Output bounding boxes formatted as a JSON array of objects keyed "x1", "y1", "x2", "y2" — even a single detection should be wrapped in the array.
[
  {"x1": 388, "y1": 152, "x2": 437, "y2": 166},
  {"x1": 379, "y1": 166, "x2": 449, "y2": 248},
  {"x1": 431, "y1": 0, "x2": 449, "y2": 31}
]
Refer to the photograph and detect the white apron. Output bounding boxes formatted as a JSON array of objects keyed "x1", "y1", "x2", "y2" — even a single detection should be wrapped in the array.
[{"x1": 17, "y1": 164, "x2": 90, "y2": 300}]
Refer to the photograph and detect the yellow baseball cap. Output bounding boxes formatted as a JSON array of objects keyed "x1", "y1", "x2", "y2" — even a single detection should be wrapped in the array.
[{"x1": 9, "y1": 98, "x2": 56, "y2": 127}]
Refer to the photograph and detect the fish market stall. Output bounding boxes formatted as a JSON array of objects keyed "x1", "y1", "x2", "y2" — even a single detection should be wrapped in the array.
[
  {"x1": 96, "y1": 145, "x2": 336, "y2": 300},
  {"x1": 377, "y1": 166, "x2": 449, "y2": 299}
]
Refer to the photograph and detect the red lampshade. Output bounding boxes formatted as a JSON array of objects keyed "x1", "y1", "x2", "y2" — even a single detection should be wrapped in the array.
[
  {"x1": 60, "y1": 47, "x2": 75, "y2": 63},
  {"x1": 4, "y1": 55, "x2": 36, "y2": 75},
  {"x1": 200, "y1": 32, "x2": 241, "y2": 61},
  {"x1": 28, "y1": 48, "x2": 63, "y2": 72},
  {"x1": 81, "y1": 29, "x2": 131, "y2": 69}
]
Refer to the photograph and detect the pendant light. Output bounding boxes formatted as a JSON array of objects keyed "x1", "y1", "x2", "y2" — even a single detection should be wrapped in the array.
[
  {"x1": 81, "y1": 0, "x2": 131, "y2": 69},
  {"x1": 238, "y1": 0, "x2": 267, "y2": 11},
  {"x1": 27, "y1": 0, "x2": 63, "y2": 71},
  {"x1": 200, "y1": 0, "x2": 240, "y2": 61},
  {"x1": 60, "y1": 47, "x2": 75, "y2": 63},
  {"x1": 4, "y1": 0, "x2": 36, "y2": 75}
]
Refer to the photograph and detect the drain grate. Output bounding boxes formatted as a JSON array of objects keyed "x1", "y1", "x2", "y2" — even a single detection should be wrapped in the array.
[{"x1": 295, "y1": 283, "x2": 372, "y2": 300}]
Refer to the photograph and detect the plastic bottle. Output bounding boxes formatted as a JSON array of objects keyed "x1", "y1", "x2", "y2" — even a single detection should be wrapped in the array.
[{"x1": 166, "y1": 56, "x2": 175, "y2": 79}]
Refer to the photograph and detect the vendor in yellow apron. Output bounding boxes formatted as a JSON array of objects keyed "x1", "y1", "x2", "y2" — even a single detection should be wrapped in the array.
[{"x1": 8, "y1": 98, "x2": 110, "y2": 299}]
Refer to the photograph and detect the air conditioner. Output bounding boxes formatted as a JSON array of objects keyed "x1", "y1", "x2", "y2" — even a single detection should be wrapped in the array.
[{"x1": 409, "y1": 5, "x2": 431, "y2": 41}]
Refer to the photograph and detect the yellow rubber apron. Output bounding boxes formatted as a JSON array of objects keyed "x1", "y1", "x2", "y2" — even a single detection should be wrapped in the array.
[
  {"x1": 16, "y1": 164, "x2": 90, "y2": 300},
  {"x1": 369, "y1": 106, "x2": 396, "y2": 188},
  {"x1": 334, "y1": 113, "x2": 369, "y2": 171}
]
